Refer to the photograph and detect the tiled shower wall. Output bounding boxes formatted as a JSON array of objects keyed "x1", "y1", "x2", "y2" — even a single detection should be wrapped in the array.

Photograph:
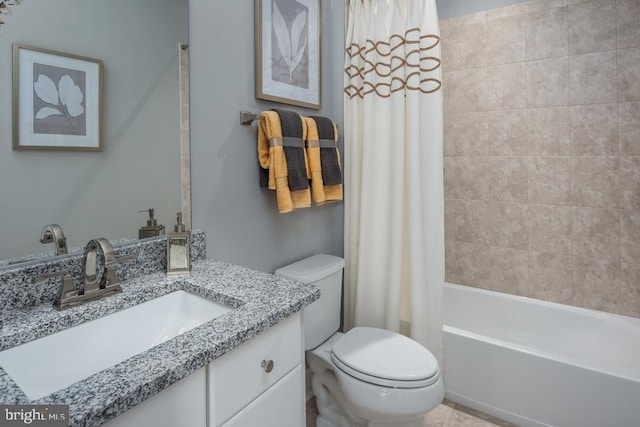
[{"x1": 441, "y1": 0, "x2": 640, "y2": 318}]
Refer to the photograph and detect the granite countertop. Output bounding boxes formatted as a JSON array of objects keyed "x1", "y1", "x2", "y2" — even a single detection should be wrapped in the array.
[{"x1": 0, "y1": 259, "x2": 319, "y2": 427}]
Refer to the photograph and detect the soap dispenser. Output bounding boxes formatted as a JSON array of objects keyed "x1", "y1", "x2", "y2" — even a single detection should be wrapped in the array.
[
  {"x1": 167, "y1": 212, "x2": 191, "y2": 276},
  {"x1": 138, "y1": 208, "x2": 165, "y2": 239}
]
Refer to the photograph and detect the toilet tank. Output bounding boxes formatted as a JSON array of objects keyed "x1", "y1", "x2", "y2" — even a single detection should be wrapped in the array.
[{"x1": 275, "y1": 254, "x2": 345, "y2": 350}]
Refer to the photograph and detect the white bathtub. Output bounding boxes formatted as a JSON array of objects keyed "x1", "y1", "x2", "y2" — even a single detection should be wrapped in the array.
[{"x1": 443, "y1": 282, "x2": 640, "y2": 427}]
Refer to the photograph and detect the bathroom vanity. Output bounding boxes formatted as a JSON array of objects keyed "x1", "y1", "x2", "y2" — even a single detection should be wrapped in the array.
[
  {"x1": 105, "y1": 311, "x2": 304, "y2": 427},
  {"x1": 0, "y1": 233, "x2": 318, "y2": 427}
]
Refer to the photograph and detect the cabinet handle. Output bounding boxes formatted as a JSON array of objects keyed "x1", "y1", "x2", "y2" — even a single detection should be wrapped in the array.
[{"x1": 261, "y1": 359, "x2": 274, "y2": 373}]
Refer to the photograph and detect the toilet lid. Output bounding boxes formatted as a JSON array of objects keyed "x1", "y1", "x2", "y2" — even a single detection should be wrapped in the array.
[{"x1": 331, "y1": 327, "x2": 439, "y2": 388}]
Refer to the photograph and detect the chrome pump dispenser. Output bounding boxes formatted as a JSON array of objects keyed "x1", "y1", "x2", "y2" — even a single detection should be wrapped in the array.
[{"x1": 167, "y1": 212, "x2": 191, "y2": 276}]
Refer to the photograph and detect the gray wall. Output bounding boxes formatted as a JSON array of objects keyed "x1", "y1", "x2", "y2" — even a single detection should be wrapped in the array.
[
  {"x1": 436, "y1": 0, "x2": 526, "y2": 19},
  {"x1": 0, "y1": 0, "x2": 187, "y2": 260},
  {"x1": 189, "y1": 0, "x2": 345, "y2": 273}
]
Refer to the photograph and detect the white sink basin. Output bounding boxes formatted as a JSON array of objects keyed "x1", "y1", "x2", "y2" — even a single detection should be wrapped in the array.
[{"x1": 0, "y1": 290, "x2": 232, "y2": 400}]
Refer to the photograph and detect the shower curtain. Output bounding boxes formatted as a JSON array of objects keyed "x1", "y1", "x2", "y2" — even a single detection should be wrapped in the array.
[{"x1": 343, "y1": 0, "x2": 444, "y2": 362}]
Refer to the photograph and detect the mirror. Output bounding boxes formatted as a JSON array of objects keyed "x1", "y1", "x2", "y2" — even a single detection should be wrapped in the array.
[{"x1": 0, "y1": 0, "x2": 189, "y2": 265}]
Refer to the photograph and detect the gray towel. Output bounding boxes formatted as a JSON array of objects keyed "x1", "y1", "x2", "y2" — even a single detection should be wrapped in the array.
[
  {"x1": 273, "y1": 109, "x2": 309, "y2": 191},
  {"x1": 309, "y1": 116, "x2": 342, "y2": 186}
]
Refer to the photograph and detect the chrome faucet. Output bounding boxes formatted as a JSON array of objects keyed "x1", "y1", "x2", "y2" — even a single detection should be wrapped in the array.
[
  {"x1": 83, "y1": 238, "x2": 135, "y2": 294},
  {"x1": 34, "y1": 271, "x2": 77, "y2": 310},
  {"x1": 40, "y1": 224, "x2": 68, "y2": 255},
  {"x1": 33, "y1": 237, "x2": 137, "y2": 310}
]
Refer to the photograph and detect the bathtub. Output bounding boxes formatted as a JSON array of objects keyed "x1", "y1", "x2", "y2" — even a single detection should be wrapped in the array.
[{"x1": 443, "y1": 282, "x2": 640, "y2": 427}]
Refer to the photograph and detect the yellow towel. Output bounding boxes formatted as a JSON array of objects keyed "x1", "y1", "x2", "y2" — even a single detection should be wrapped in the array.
[
  {"x1": 303, "y1": 117, "x2": 343, "y2": 205},
  {"x1": 258, "y1": 111, "x2": 310, "y2": 213}
]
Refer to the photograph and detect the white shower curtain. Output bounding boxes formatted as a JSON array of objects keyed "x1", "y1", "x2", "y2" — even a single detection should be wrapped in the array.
[{"x1": 343, "y1": 0, "x2": 444, "y2": 363}]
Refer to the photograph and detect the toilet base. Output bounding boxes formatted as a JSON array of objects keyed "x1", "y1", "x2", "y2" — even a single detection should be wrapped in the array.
[{"x1": 308, "y1": 349, "x2": 441, "y2": 427}]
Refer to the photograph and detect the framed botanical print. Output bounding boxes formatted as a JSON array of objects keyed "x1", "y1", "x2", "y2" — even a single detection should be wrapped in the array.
[
  {"x1": 13, "y1": 44, "x2": 103, "y2": 151},
  {"x1": 255, "y1": 0, "x2": 321, "y2": 110}
]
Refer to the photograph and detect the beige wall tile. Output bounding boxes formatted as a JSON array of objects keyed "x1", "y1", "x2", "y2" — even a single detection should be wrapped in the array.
[
  {"x1": 455, "y1": 156, "x2": 528, "y2": 203},
  {"x1": 455, "y1": 157, "x2": 492, "y2": 200},
  {"x1": 619, "y1": 102, "x2": 640, "y2": 155},
  {"x1": 486, "y1": 63, "x2": 528, "y2": 110},
  {"x1": 439, "y1": 18, "x2": 453, "y2": 34},
  {"x1": 456, "y1": 242, "x2": 492, "y2": 288},
  {"x1": 445, "y1": 238, "x2": 461, "y2": 284},
  {"x1": 491, "y1": 157, "x2": 530, "y2": 202},
  {"x1": 620, "y1": 156, "x2": 640, "y2": 208},
  {"x1": 445, "y1": 199, "x2": 458, "y2": 239},
  {"x1": 442, "y1": 22, "x2": 487, "y2": 71},
  {"x1": 440, "y1": 23, "x2": 454, "y2": 73},
  {"x1": 526, "y1": 7, "x2": 569, "y2": 60},
  {"x1": 444, "y1": 68, "x2": 489, "y2": 113},
  {"x1": 487, "y1": 3, "x2": 525, "y2": 20},
  {"x1": 572, "y1": 207, "x2": 620, "y2": 260},
  {"x1": 487, "y1": 110, "x2": 529, "y2": 155},
  {"x1": 567, "y1": 0, "x2": 613, "y2": 4},
  {"x1": 441, "y1": 1, "x2": 639, "y2": 318},
  {"x1": 528, "y1": 157, "x2": 572, "y2": 204},
  {"x1": 444, "y1": 156, "x2": 457, "y2": 199},
  {"x1": 490, "y1": 246, "x2": 531, "y2": 296},
  {"x1": 526, "y1": 107, "x2": 571, "y2": 155},
  {"x1": 489, "y1": 201, "x2": 529, "y2": 249},
  {"x1": 568, "y1": 0, "x2": 616, "y2": 55},
  {"x1": 621, "y1": 208, "x2": 640, "y2": 263},
  {"x1": 617, "y1": 0, "x2": 640, "y2": 49},
  {"x1": 443, "y1": 116, "x2": 455, "y2": 156},
  {"x1": 455, "y1": 200, "x2": 493, "y2": 245},
  {"x1": 445, "y1": 112, "x2": 489, "y2": 155},
  {"x1": 618, "y1": 47, "x2": 640, "y2": 102},
  {"x1": 573, "y1": 257, "x2": 623, "y2": 312},
  {"x1": 486, "y1": 14, "x2": 526, "y2": 65},
  {"x1": 445, "y1": 11, "x2": 487, "y2": 28},
  {"x1": 526, "y1": 0, "x2": 569, "y2": 14},
  {"x1": 620, "y1": 262, "x2": 640, "y2": 317},
  {"x1": 570, "y1": 103, "x2": 618, "y2": 155},
  {"x1": 528, "y1": 203, "x2": 573, "y2": 253},
  {"x1": 527, "y1": 57, "x2": 569, "y2": 107},
  {"x1": 571, "y1": 156, "x2": 619, "y2": 208},
  {"x1": 529, "y1": 252, "x2": 574, "y2": 303},
  {"x1": 569, "y1": 50, "x2": 618, "y2": 105}
]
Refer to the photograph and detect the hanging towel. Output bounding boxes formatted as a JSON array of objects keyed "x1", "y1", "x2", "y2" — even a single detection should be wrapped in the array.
[
  {"x1": 274, "y1": 109, "x2": 309, "y2": 191},
  {"x1": 304, "y1": 115, "x2": 343, "y2": 205},
  {"x1": 257, "y1": 110, "x2": 311, "y2": 213}
]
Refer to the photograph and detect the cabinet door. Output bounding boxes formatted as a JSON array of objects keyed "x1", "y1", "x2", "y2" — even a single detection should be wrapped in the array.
[
  {"x1": 221, "y1": 366, "x2": 304, "y2": 427},
  {"x1": 211, "y1": 312, "x2": 302, "y2": 425},
  {"x1": 104, "y1": 368, "x2": 206, "y2": 427}
]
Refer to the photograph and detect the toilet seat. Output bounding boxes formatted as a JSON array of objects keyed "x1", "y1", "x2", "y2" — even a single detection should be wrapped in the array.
[{"x1": 330, "y1": 327, "x2": 440, "y2": 389}]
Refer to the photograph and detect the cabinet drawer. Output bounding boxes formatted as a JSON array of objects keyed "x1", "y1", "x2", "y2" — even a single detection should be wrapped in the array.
[
  {"x1": 221, "y1": 366, "x2": 303, "y2": 427},
  {"x1": 211, "y1": 312, "x2": 302, "y2": 425}
]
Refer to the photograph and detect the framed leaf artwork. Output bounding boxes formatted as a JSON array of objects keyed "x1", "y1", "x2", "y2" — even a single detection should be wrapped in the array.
[
  {"x1": 255, "y1": 0, "x2": 321, "y2": 110},
  {"x1": 12, "y1": 44, "x2": 103, "y2": 151}
]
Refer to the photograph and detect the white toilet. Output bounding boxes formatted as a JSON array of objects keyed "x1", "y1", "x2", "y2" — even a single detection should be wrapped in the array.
[{"x1": 275, "y1": 254, "x2": 444, "y2": 427}]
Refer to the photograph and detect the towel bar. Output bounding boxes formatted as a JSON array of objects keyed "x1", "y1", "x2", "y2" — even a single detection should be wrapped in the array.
[{"x1": 240, "y1": 110, "x2": 259, "y2": 126}]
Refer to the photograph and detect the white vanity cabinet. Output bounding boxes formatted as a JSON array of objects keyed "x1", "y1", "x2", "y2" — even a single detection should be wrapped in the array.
[
  {"x1": 104, "y1": 367, "x2": 207, "y2": 427},
  {"x1": 209, "y1": 311, "x2": 305, "y2": 427},
  {"x1": 104, "y1": 312, "x2": 304, "y2": 427}
]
